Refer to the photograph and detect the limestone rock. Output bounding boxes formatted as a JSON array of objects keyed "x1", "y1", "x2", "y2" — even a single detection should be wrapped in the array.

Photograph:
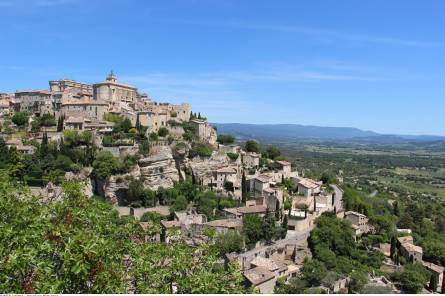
[{"x1": 138, "y1": 146, "x2": 179, "y2": 190}]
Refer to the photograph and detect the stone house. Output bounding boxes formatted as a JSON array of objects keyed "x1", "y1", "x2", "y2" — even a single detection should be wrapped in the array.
[
  {"x1": 250, "y1": 256, "x2": 287, "y2": 278},
  {"x1": 204, "y1": 218, "x2": 243, "y2": 234},
  {"x1": 190, "y1": 119, "x2": 217, "y2": 144},
  {"x1": 295, "y1": 177, "x2": 322, "y2": 198},
  {"x1": 345, "y1": 211, "x2": 374, "y2": 235},
  {"x1": 251, "y1": 175, "x2": 272, "y2": 195},
  {"x1": 139, "y1": 222, "x2": 161, "y2": 243},
  {"x1": 422, "y1": 261, "x2": 444, "y2": 292},
  {"x1": 214, "y1": 166, "x2": 240, "y2": 192},
  {"x1": 223, "y1": 205, "x2": 268, "y2": 219},
  {"x1": 218, "y1": 144, "x2": 241, "y2": 154},
  {"x1": 398, "y1": 236, "x2": 423, "y2": 263},
  {"x1": 64, "y1": 116, "x2": 85, "y2": 130},
  {"x1": 160, "y1": 220, "x2": 182, "y2": 244},
  {"x1": 61, "y1": 98, "x2": 108, "y2": 120},
  {"x1": 243, "y1": 152, "x2": 261, "y2": 168},
  {"x1": 275, "y1": 160, "x2": 291, "y2": 174},
  {"x1": 16, "y1": 145, "x2": 35, "y2": 155},
  {"x1": 243, "y1": 266, "x2": 276, "y2": 294},
  {"x1": 13, "y1": 89, "x2": 52, "y2": 115}
]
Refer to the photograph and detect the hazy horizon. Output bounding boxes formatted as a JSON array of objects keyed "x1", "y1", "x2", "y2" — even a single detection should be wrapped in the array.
[{"x1": 213, "y1": 122, "x2": 445, "y2": 138}]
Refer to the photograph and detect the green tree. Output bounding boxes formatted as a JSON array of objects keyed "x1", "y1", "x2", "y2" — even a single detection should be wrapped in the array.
[
  {"x1": 243, "y1": 214, "x2": 263, "y2": 246},
  {"x1": 320, "y1": 171, "x2": 335, "y2": 184},
  {"x1": 217, "y1": 134, "x2": 235, "y2": 144},
  {"x1": 265, "y1": 145, "x2": 281, "y2": 160},
  {"x1": 57, "y1": 115, "x2": 64, "y2": 132},
  {"x1": 139, "y1": 139, "x2": 150, "y2": 155},
  {"x1": 11, "y1": 112, "x2": 29, "y2": 127},
  {"x1": 92, "y1": 151, "x2": 119, "y2": 179},
  {"x1": 127, "y1": 179, "x2": 146, "y2": 205},
  {"x1": 262, "y1": 212, "x2": 276, "y2": 244},
  {"x1": 170, "y1": 195, "x2": 188, "y2": 213},
  {"x1": 390, "y1": 236, "x2": 397, "y2": 259},
  {"x1": 0, "y1": 177, "x2": 248, "y2": 293},
  {"x1": 158, "y1": 127, "x2": 169, "y2": 137},
  {"x1": 244, "y1": 140, "x2": 260, "y2": 153},
  {"x1": 241, "y1": 172, "x2": 248, "y2": 203},
  {"x1": 429, "y1": 273, "x2": 438, "y2": 292},
  {"x1": 214, "y1": 231, "x2": 244, "y2": 256},
  {"x1": 301, "y1": 258, "x2": 327, "y2": 286},
  {"x1": 40, "y1": 132, "x2": 49, "y2": 157},
  {"x1": 394, "y1": 263, "x2": 429, "y2": 293},
  {"x1": 281, "y1": 214, "x2": 288, "y2": 238},
  {"x1": 349, "y1": 271, "x2": 368, "y2": 293}
]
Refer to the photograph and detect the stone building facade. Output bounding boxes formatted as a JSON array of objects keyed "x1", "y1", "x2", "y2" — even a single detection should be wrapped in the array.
[
  {"x1": 93, "y1": 72, "x2": 139, "y2": 108},
  {"x1": 61, "y1": 98, "x2": 108, "y2": 120},
  {"x1": 13, "y1": 90, "x2": 52, "y2": 115}
]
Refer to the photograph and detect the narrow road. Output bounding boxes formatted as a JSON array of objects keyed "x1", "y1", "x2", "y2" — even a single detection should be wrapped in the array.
[{"x1": 331, "y1": 184, "x2": 344, "y2": 212}]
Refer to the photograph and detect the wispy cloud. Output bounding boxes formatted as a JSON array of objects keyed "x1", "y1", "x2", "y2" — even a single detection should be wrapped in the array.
[
  {"x1": 0, "y1": 0, "x2": 74, "y2": 7},
  {"x1": 229, "y1": 21, "x2": 443, "y2": 47},
  {"x1": 122, "y1": 65, "x2": 387, "y2": 91},
  {"x1": 119, "y1": 62, "x2": 397, "y2": 119},
  {"x1": 157, "y1": 18, "x2": 444, "y2": 48}
]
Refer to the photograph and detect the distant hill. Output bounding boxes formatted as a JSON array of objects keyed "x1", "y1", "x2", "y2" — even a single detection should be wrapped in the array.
[{"x1": 212, "y1": 123, "x2": 445, "y2": 143}]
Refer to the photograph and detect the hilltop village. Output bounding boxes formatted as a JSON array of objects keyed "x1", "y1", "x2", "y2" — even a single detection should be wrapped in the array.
[{"x1": 0, "y1": 73, "x2": 443, "y2": 294}]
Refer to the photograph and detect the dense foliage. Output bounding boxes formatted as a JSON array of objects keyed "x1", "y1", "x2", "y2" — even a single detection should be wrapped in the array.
[
  {"x1": 0, "y1": 176, "x2": 248, "y2": 293},
  {"x1": 217, "y1": 134, "x2": 235, "y2": 144}
]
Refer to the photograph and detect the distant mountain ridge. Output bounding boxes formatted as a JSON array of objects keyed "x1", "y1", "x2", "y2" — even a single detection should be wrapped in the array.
[{"x1": 212, "y1": 123, "x2": 445, "y2": 143}]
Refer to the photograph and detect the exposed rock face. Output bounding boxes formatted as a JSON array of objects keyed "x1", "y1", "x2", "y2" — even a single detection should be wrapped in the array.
[
  {"x1": 102, "y1": 178, "x2": 130, "y2": 204},
  {"x1": 96, "y1": 166, "x2": 141, "y2": 204},
  {"x1": 188, "y1": 150, "x2": 231, "y2": 185},
  {"x1": 65, "y1": 167, "x2": 94, "y2": 197},
  {"x1": 138, "y1": 146, "x2": 179, "y2": 190}
]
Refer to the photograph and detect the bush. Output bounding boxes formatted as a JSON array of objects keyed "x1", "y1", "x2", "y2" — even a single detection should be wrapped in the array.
[
  {"x1": 92, "y1": 151, "x2": 120, "y2": 179},
  {"x1": 227, "y1": 152, "x2": 238, "y2": 161},
  {"x1": 12, "y1": 112, "x2": 29, "y2": 127},
  {"x1": 158, "y1": 127, "x2": 169, "y2": 137},
  {"x1": 214, "y1": 231, "x2": 244, "y2": 256},
  {"x1": 265, "y1": 145, "x2": 281, "y2": 160},
  {"x1": 244, "y1": 140, "x2": 260, "y2": 153},
  {"x1": 217, "y1": 134, "x2": 235, "y2": 144},
  {"x1": 190, "y1": 143, "x2": 213, "y2": 158},
  {"x1": 149, "y1": 132, "x2": 158, "y2": 141}
]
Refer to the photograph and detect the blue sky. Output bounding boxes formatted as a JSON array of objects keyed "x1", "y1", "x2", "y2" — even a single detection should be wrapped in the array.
[{"x1": 1, "y1": 0, "x2": 444, "y2": 135}]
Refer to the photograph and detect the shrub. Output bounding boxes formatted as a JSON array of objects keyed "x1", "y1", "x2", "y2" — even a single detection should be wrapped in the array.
[
  {"x1": 158, "y1": 127, "x2": 169, "y2": 137},
  {"x1": 217, "y1": 134, "x2": 235, "y2": 144},
  {"x1": 244, "y1": 140, "x2": 260, "y2": 153},
  {"x1": 227, "y1": 152, "x2": 238, "y2": 161}
]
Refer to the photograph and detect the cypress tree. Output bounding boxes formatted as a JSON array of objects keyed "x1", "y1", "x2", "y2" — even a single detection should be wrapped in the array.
[
  {"x1": 281, "y1": 214, "x2": 288, "y2": 239},
  {"x1": 390, "y1": 236, "x2": 397, "y2": 259},
  {"x1": 40, "y1": 132, "x2": 48, "y2": 157},
  {"x1": 430, "y1": 273, "x2": 438, "y2": 292},
  {"x1": 135, "y1": 115, "x2": 141, "y2": 132},
  {"x1": 393, "y1": 201, "x2": 400, "y2": 216},
  {"x1": 275, "y1": 199, "x2": 280, "y2": 220},
  {"x1": 241, "y1": 172, "x2": 247, "y2": 203},
  {"x1": 57, "y1": 115, "x2": 64, "y2": 132}
]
